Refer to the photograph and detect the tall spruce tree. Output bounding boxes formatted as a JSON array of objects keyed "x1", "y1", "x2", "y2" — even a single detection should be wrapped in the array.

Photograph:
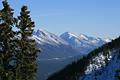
[
  {"x1": 0, "y1": 0, "x2": 16, "y2": 80},
  {"x1": 0, "y1": 0, "x2": 39, "y2": 80},
  {"x1": 15, "y1": 6, "x2": 38, "y2": 80}
]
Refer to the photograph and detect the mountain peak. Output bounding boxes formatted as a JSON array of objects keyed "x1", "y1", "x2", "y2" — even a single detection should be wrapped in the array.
[
  {"x1": 37, "y1": 29, "x2": 49, "y2": 33},
  {"x1": 60, "y1": 32, "x2": 78, "y2": 39},
  {"x1": 36, "y1": 29, "x2": 47, "y2": 36},
  {"x1": 33, "y1": 29, "x2": 69, "y2": 45},
  {"x1": 35, "y1": 29, "x2": 54, "y2": 37},
  {"x1": 79, "y1": 34, "x2": 88, "y2": 40}
]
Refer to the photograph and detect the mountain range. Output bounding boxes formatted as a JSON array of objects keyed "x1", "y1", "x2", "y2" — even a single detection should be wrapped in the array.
[
  {"x1": 31, "y1": 29, "x2": 111, "y2": 80},
  {"x1": 33, "y1": 29, "x2": 110, "y2": 59},
  {"x1": 47, "y1": 35, "x2": 120, "y2": 80}
]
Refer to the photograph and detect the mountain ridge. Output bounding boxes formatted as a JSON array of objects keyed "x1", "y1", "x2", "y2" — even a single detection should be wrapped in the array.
[
  {"x1": 33, "y1": 29, "x2": 111, "y2": 58},
  {"x1": 60, "y1": 31, "x2": 110, "y2": 54},
  {"x1": 47, "y1": 36, "x2": 120, "y2": 80}
]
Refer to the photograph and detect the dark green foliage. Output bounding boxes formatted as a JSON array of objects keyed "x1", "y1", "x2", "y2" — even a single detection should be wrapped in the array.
[
  {"x1": 0, "y1": 0, "x2": 39, "y2": 80},
  {"x1": 47, "y1": 37, "x2": 120, "y2": 80},
  {"x1": 0, "y1": 0, "x2": 15, "y2": 80},
  {"x1": 15, "y1": 5, "x2": 38, "y2": 80}
]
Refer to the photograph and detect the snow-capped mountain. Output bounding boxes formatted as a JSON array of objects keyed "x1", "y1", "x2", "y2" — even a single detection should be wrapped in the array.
[
  {"x1": 33, "y1": 29, "x2": 110, "y2": 59},
  {"x1": 32, "y1": 29, "x2": 112, "y2": 59},
  {"x1": 32, "y1": 29, "x2": 111, "y2": 80},
  {"x1": 33, "y1": 29, "x2": 68, "y2": 45},
  {"x1": 60, "y1": 32, "x2": 109, "y2": 54},
  {"x1": 32, "y1": 29, "x2": 80, "y2": 59}
]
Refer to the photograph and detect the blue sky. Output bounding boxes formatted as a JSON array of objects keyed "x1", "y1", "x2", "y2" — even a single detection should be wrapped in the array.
[{"x1": 0, "y1": 0, "x2": 120, "y2": 38}]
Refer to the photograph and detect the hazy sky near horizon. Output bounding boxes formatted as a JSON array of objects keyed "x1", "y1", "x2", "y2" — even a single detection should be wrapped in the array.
[{"x1": 0, "y1": 0, "x2": 120, "y2": 38}]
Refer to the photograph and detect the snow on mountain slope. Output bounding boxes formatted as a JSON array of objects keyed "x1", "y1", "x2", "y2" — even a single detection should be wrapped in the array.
[
  {"x1": 33, "y1": 29, "x2": 68, "y2": 46},
  {"x1": 104, "y1": 38, "x2": 112, "y2": 43},
  {"x1": 32, "y1": 30, "x2": 110, "y2": 58},
  {"x1": 60, "y1": 32, "x2": 107, "y2": 54},
  {"x1": 60, "y1": 32, "x2": 82, "y2": 48},
  {"x1": 32, "y1": 29, "x2": 80, "y2": 59},
  {"x1": 79, "y1": 34, "x2": 89, "y2": 40},
  {"x1": 81, "y1": 49, "x2": 120, "y2": 80}
]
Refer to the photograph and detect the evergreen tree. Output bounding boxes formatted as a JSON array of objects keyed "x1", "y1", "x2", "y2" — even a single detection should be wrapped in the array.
[
  {"x1": 0, "y1": 1, "x2": 39, "y2": 80},
  {"x1": 15, "y1": 5, "x2": 38, "y2": 80},
  {"x1": 0, "y1": 0, "x2": 16, "y2": 80}
]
